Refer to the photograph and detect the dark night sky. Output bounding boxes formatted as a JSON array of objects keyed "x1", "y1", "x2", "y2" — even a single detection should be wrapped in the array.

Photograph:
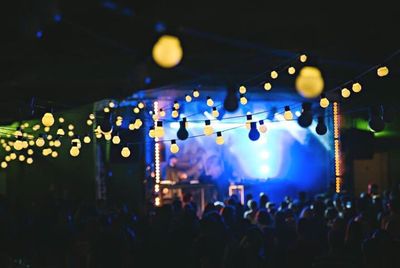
[{"x1": 0, "y1": 0, "x2": 399, "y2": 122}]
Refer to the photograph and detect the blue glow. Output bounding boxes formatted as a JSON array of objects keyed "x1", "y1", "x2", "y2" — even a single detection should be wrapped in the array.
[
  {"x1": 101, "y1": 1, "x2": 117, "y2": 10},
  {"x1": 154, "y1": 22, "x2": 166, "y2": 33},
  {"x1": 36, "y1": 30, "x2": 43, "y2": 39},
  {"x1": 144, "y1": 76, "x2": 152, "y2": 85},
  {"x1": 53, "y1": 14, "x2": 62, "y2": 23},
  {"x1": 121, "y1": 8, "x2": 134, "y2": 16}
]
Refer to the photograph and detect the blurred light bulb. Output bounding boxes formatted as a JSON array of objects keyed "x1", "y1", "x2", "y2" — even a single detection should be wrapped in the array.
[
  {"x1": 270, "y1": 71, "x2": 278, "y2": 79},
  {"x1": 212, "y1": 107, "x2": 219, "y2": 118},
  {"x1": 284, "y1": 106, "x2": 293, "y2": 121},
  {"x1": 204, "y1": 120, "x2": 213, "y2": 136},
  {"x1": 185, "y1": 94, "x2": 192, "y2": 102},
  {"x1": 70, "y1": 146, "x2": 80, "y2": 157},
  {"x1": 341, "y1": 88, "x2": 351, "y2": 98},
  {"x1": 352, "y1": 82, "x2": 362, "y2": 93},
  {"x1": 259, "y1": 120, "x2": 267, "y2": 133},
  {"x1": 42, "y1": 112, "x2": 55, "y2": 127},
  {"x1": 288, "y1": 67, "x2": 296, "y2": 75},
  {"x1": 320, "y1": 94, "x2": 330, "y2": 108},
  {"x1": 206, "y1": 96, "x2": 214, "y2": 107},
  {"x1": 377, "y1": 66, "x2": 389, "y2": 77},
  {"x1": 216, "y1": 132, "x2": 224, "y2": 145},
  {"x1": 112, "y1": 135, "x2": 121, "y2": 144},
  {"x1": 300, "y1": 54, "x2": 307, "y2": 62},
  {"x1": 239, "y1": 86, "x2": 247, "y2": 94},
  {"x1": 264, "y1": 82, "x2": 272, "y2": 91},
  {"x1": 193, "y1": 89, "x2": 200, "y2": 98},
  {"x1": 121, "y1": 147, "x2": 131, "y2": 158},
  {"x1": 170, "y1": 140, "x2": 179, "y2": 153}
]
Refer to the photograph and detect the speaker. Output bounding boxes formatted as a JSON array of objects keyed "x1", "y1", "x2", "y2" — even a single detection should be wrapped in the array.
[{"x1": 341, "y1": 128, "x2": 374, "y2": 159}]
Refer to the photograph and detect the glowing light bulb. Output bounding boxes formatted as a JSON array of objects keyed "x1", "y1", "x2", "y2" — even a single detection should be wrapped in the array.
[
  {"x1": 47, "y1": 134, "x2": 53, "y2": 140},
  {"x1": 270, "y1": 71, "x2": 278, "y2": 79},
  {"x1": 129, "y1": 121, "x2": 135, "y2": 130},
  {"x1": 185, "y1": 94, "x2": 192, "y2": 102},
  {"x1": 86, "y1": 119, "x2": 93, "y2": 126},
  {"x1": 103, "y1": 107, "x2": 110, "y2": 113},
  {"x1": 83, "y1": 135, "x2": 91, "y2": 144},
  {"x1": 108, "y1": 101, "x2": 115, "y2": 108},
  {"x1": 352, "y1": 82, "x2": 362, "y2": 93},
  {"x1": 26, "y1": 157, "x2": 33, "y2": 165},
  {"x1": 70, "y1": 146, "x2": 80, "y2": 157},
  {"x1": 104, "y1": 133, "x2": 112, "y2": 141},
  {"x1": 116, "y1": 119, "x2": 122, "y2": 127},
  {"x1": 5, "y1": 156, "x2": 11, "y2": 162},
  {"x1": 58, "y1": 117, "x2": 64, "y2": 123},
  {"x1": 212, "y1": 107, "x2": 219, "y2": 118},
  {"x1": 320, "y1": 94, "x2": 330, "y2": 108},
  {"x1": 49, "y1": 141, "x2": 54, "y2": 147},
  {"x1": 216, "y1": 132, "x2": 224, "y2": 145},
  {"x1": 68, "y1": 131, "x2": 74, "y2": 137},
  {"x1": 68, "y1": 124, "x2": 74, "y2": 130},
  {"x1": 42, "y1": 148, "x2": 52, "y2": 156},
  {"x1": 170, "y1": 140, "x2": 179, "y2": 154},
  {"x1": 133, "y1": 107, "x2": 140, "y2": 114},
  {"x1": 29, "y1": 140, "x2": 35, "y2": 146},
  {"x1": 300, "y1": 54, "x2": 307, "y2": 62},
  {"x1": 240, "y1": 95, "x2": 247, "y2": 105},
  {"x1": 42, "y1": 112, "x2": 55, "y2": 127},
  {"x1": 121, "y1": 147, "x2": 131, "y2": 158},
  {"x1": 159, "y1": 109, "x2": 166, "y2": 117},
  {"x1": 239, "y1": 86, "x2": 247, "y2": 94},
  {"x1": 171, "y1": 109, "x2": 179, "y2": 118},
  {"x1": 341, "y1": 88, "x2": 351, "y2": 98},
  {"x1": 56, "y1": 126, "x2": 65, "y2": 136},
  {"x1": 89, "y1": 113, "x2": 95, "y2": 120},
  {"x1": 204, "y1": 120, "x2": 213, "y2": 136},
  {"x1": 259, "y1": 120, "x2": 267, "y2": 133},
  {"x1": 134, "y1": 118, "x2": 143, "y2": 129},
  {"x1": 36, "y1": 136, "x2": 45, "y2": 147},
  {"x1": 152, "y1": 35, "x2": 183, "y2": 68},
  {"x1": 95, "y1": 132, "x2": 102, "y2": 139},
  {"x1": 152, "y1": 114, "x2": 159, "y2": 122},
  {"x1": 149, "y1": 127, "x2": 155, "y2": 138},
  {"x1": 44, "y1": 127, "x2": 50, "y2": 132},
  {"x1": 206, "y1": 96, "x2": 214, "y2": 107},
  {"x1": 138, "y1": 102, "x2": 145, "y2": 109},
  {"x1": 154, "y1": 121, "x2": 164, "y2": 138},
  {"x1": 13, "y1": 140, "x2": 24, "y2": 151},
  {"x1": 32, "y1": 124, "x2": 40, "y2": 131},
  {"x1": 1, "y1": 161, "x2": 7, "y2": 169},
  {"x1": 295, "y1": 66, "x2": 324, "y2": 98},
  {"x1": 10, "y1": 153, "x2": 17, "y2": 160},
  {"x1": 19, "y1": 155, "x2": 26, "y2": 162},
  {"x1": 193, "y1": 89, "x2": 200, "y2": 98},
  {"x1": 264, "y1": 82, "x2": 272, "y2": 91},
  {"x1": 51, "y1": 151, "x2": 58, "y2": 158},
  {"x1": 377, "y1": 66, "x2": 389, "y2": 77},
  {"x1": 173, "y1": 101, "x2": 180, "y2": 110},
  {"x1": 288, "y1": 66, "x2": 296, "y2": 75},
  {"x1": 27, "y1": 149, "x2": 34, "y2": 155},
  {"x1": 284, "y1": 106, "x2": 293, "y2": 121},
  {"x1": 112, "y1": 135, "x2": 121, "y2": 144}
]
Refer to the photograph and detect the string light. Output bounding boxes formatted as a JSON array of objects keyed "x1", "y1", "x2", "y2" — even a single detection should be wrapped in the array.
[
  {"x1": 108, "y1": 101, "x2": 115, "y2": 108},
  {"x1": 121, "y1": 147, "x2": 131, "y2": 158},
  {"x1": 42, "y1": 148, "x2": 52, "y2": 156},
  {"x1": 173, "y1": 101, "x2": 180, "y2": 110},
  {"x1": 295, "y1": 66, "x2": 324, "y2": 98},
  {"x1": 264, "y1": 82, "x2": 272, "y2": 91},
  {"x1": 112, "y1": 135, "x2": 121, "y2": 145},
  {"x1": 1, "y1": 161, "x2": 7, "y2": 169},
  {"x1": 128, "y1": 121, "x2": 135, "y2": 130},
  {"x1": 27, "y1": 149, "x2": 34, "y2": 155},
  {"x1": 68, "y1": 124, "x2": 74, "y2": 130},
  {"x1": 185, "y1": 94, "x2": 192, "y2": 102},
  {"x1": 149, "y1": 127, "x2": 155, "y2": 138},
  {"x1": 70, "y1": 145, "x2": 80, "y2": 157},
  {"x1": 10, "y1": 153, "x2": 17, "y2": 160},
  {"x1": 288, "y1": 66, "x2": 296, "y2": 75},
  {"x1": 51, "y1": 151, "x2": 58, "y2": 158},
  {"x1": 42, "y1": 112, "x2": 55, "y2": 127},
  {"x1": 116, "y1": 116, "x2": 123, "y2": 127},
  {"x1": 341, "y1": 88, "x2": 351, "y2": 98},
  {"x1": 68, "y1": 131, "x2": 74, "y2": 137},
  {"x1": 18, "y1": 155, "x2": 26, "y2": 162},
  {"x1": 212, "y1": 107, "x2": 219, "y2": 118},
  {"x1": 44, "y1": 127, "x2": 50, "y2": 132},
  {"x1": 133, "y1": 107, "x2": 140, "y2": 114},
  {"x1": 159, "y1": 109, "x2": 166, "y2": 117},
  {"x1": 58, "y1": 117, "x2": 64, "y2": 123},
  {"x1": 270, "y1": 71, "x2": 278, "y2": 79},
  {"x1": 5, "y1": 156, "x2": 11, "y2": 162},
  {"x1": 216, "y1": 132, "x2": 224, "y2": 145},
  {"x1": 170, "y1": 140, "x2": 179, "y2": 154},
  {"x1": 152, "y1": 35, "x2": 183, "y2": 68},
  {"x1": 377, "y1": 66, "x2": 389, "y2": 77},
  {"x1": 239, "y1": 86, "x2": 247, "y2": 94},
  {"x1": 177, "y1": 118, "x2": 189, "y2": 140},
  {"x1": 36, "y1": 135, "x2": 45, "y2": 147},
  {"x1": 320, "y1": 94, "x2": 330, "y2": 108},
  {"x1": 204, "y1": 120, "x2": 213, "y2": 136},
  {"x1": 104, "y1": 133, "x2": 112, "y2": 141},
  {"x1": 206, "y1": 96, "x2": 214, "y2": 107},
  {"x1": 87, "y1": 119, "x2": 93, "y2": 126},
  {"x1": 259, "y1": 120, "x2": 267, "y2": 133},
  {"x1": 249, "y1": 122, "x2": 260, "y2": 141},
  {"x1": 103, "y1": 107, "x2": 110, "y2": 113},
  {"x1": 171, "y1": 108, "x2": 179, "y2": 118},
  {"x1": 83, "y1": 135, "x2": 91, "y2": 144},
  {"x1": 138, "y1": 102, "x2": 145, "y2": 109},
  {"x1": 89, "y1": 113, "x2": 95, "y2": 120},
  {"x1": 283, "y1": 106, "x2": 293, "y2": 121},
  {"x1": 240, "y1": 94, "x2": 247, "y2": 105},
  {"x1": 154, "y1": 121, "x2": 165, "y2": 138},
  {"x1": 26, "y1": 157, "x2": 33, "y2": 165},
  {"x1": 300, "y1": 54, "x2": 307, "y2": 62},
  {"x1": 56, "y1": 126, "x2": 65, "y2": 136},
  {"x1": 193, "y1": 89, "x2": 200, "y2": 98},
  {"x1": 352, "y1": 82, "x2": 362, "y2": 93},
  {"x1": 316, "y1": 116, "x2": 327, "y2": 135}
]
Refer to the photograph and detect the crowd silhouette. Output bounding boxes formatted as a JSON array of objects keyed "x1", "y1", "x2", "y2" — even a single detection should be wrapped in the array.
[{"x1": 0, "y1": 183, "x2": 400, "y2": 268}]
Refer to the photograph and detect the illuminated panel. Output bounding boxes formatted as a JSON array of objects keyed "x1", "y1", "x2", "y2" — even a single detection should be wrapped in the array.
[
  {"x1": 333, "y1": 102, "x2": 342, "y2": 193},
  {"x1": 153, "y1": 101, "x2": 161, "y2": 205}
]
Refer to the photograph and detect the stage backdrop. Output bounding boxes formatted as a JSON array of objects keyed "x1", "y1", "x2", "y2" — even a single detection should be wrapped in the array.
[{"x1": 159, "y1": 97, "x2": 334, "y2": 202}]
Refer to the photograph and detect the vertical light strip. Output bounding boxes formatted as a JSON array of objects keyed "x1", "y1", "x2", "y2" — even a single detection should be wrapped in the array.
[
  {"x1": 333, "y1": 102, "x2": 342, "y2": 193},
  {"x1": 153, "y1": 101, "x2": 161, "y2": 206}
]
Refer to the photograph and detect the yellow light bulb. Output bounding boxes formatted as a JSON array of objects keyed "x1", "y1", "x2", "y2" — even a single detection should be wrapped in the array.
[
  {"x1": 212, "y1": 107, "x2": 219, "y2": 118},
  {"x1": 51, "y1": 151, "x2": 58, "y2": 158},
  {"x1": 173, "y1": 101, "x2": 180, "y2": 110},
  {"x1": 54, "y1": 140, "x2": 61, "y2": 147},
  {"x1": 341, "y1": 88, "x2": 351, "y2": 98},
  {"x1": 270, "y1": 71, "x2": 278, "y2": 79},
  {"x1": 377, "y1": 66, "x2": 389, "y2": 77},
  {"x1": 32, "y1": 124, "x2": 40, "y2": 131},
  {"x1": 206, "y1": 97, "x2": 214, "y2": 107},
  {"x1": 5, "y1": 146, "x2": 11, "y2": 152},
  {"x1": 239, "y1": 86, "x2": 247, "y2": 94},
  {"x1": 112, "y1": 135, "x2": 121, "y2": 144},
  {"x1": 109, "y1": 101, "x2": 115, "y2": 108},
  {"x1": 57, "y1": 127, "x2": 65, "y2": 136},
  {"x1": 44, "y1": 126, "x2": 50, "y2": 132},
  {"x1": 36, "y1": 137, "x2": 45, "y2": 147},
  {"x1": 83, "y1": 136, "x2": 91, "y2": 144},
  {"x1": 42, "y1": 148, "x2": 52, "y2": 156},
  {"x1": 58, "y1": 117, "x2": 64, "y2": 123},
  {"x1": 5, "y1": 156, "x2": 11, "y2": 162},
  {"x1": 41, "y1": 112, "x2": 55, "y2": 127},
  {"x1": 240, "y1": 96, "x2": 248, "y2": 105},
  {"x1": 70, "y1": 146, "x2": 80, "y2": 157},
  {"x1": 149, "y1": 128, "x2": 155, "y2": 138},
  {"x1": 121, "y1": 147, "x2": 131, "y2": 158},
  {"x1": 129, "y1": 123, "x2": 135, "y2": 130},
  {"x1": 95, "y1": 132, "x2": 102, "y2": 139},
  {"x1": 26, "y1": 157, "x2": 33, "y2": 165},
  {"x1": 104, "y1": 133, "x2": 112, "y2": 141},
  {"x1": 264, "y1": 82, "x2": 272, "y2": 91},
  {"x1": 216, "y1": 132, "x2": 224, "y2": 145},
  {"x1": 171, "y1": 109, "x2": 179, "y2": 118},
  {"x1": 103, "y1": 107, "x2": 110, "y2": 113},
  {"x1": 152, "y1": 35, "x2": 183, "y2": 68},
  {"x1": 86, "y1": 119, "x2": 93, "y2": 126},
  {"x1": 13, "y1": 140, "x2": 24, "y2": 151},
  {"x1": 295, "y1": 66, "x2": 324, "y2": 98},
  {"x1": 154, "y1": 125, "x2": 165, "y2": 138},
  {"x1": 19, "y1": 155, "x2": 26, "y2": 162},
  {"x1": 47, "y1": 134, "x2": 53, "y2": 140},
  {"x1": 138, "y1": 102, "x2": 145, "y2": 109},
  {"x1": 193, "y1": 89, "x2": 200, "y2": 98},
  {"x1": 300, "y1": 54, "x2": 307, "y2": 63},
  {"x1": 10, "y1": 153, "x2": 17, "y2": 160},
  {"x1": 116, "y1": 119, "x2": 122, "y2": 127},
  {"x1": 320, "y1": 96, "x2": 330, "y2": 108},
  {"x1": 204, "y1": 121, "x2": 213, "y2": 136},
  {"x1": 170, "y1": 141, "x2": 179, "y2": 154},
  {"x1": 133, "y1": 107, "x2": 140, "y2": 114},
  {"x1": 89, "y1": 113, "x2": 95, "y2": 120},
  {"x1": 185, "y1": 95, "x2": 192, "y2": 102},
  {"x1": 68, "y1": 124, "x2": 74, "y2": 130},
  {"x1": 29, "y1": 140, "x2": 35, "y2": 146},
  {"x1": 134, "y1": 119, "x2": 143, "y2": 129},
  {"x1": 259, "y1": 124, "x2": 267, "y2": 133},
  {"x1": 1, "y1": 161, "x2": 7, "y2": 169},
  {"x1": 159, "y1": 109, "x2": 166, "y2": 117},
  {"x1": 68, "y1": 131, "x2": 74, "y2": 137},
  {"x1": 283, "y1": 106, "x2": 293, "y2": 121},
  {"x1": 27, "y1": 149, "x2": 34, "y2": 155},
  {"x1": 49, "y1": 141, "x2": 54, "y2": 147},
  {"x1": 152, "y1": 114, "x2": 159, "y2": 121},
  {"x1": 288, "y1": 67, "x2": 296, "y2": 75},
  {"x1": 352, "y1": 82, "x2": 362, "y2": 93}
]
